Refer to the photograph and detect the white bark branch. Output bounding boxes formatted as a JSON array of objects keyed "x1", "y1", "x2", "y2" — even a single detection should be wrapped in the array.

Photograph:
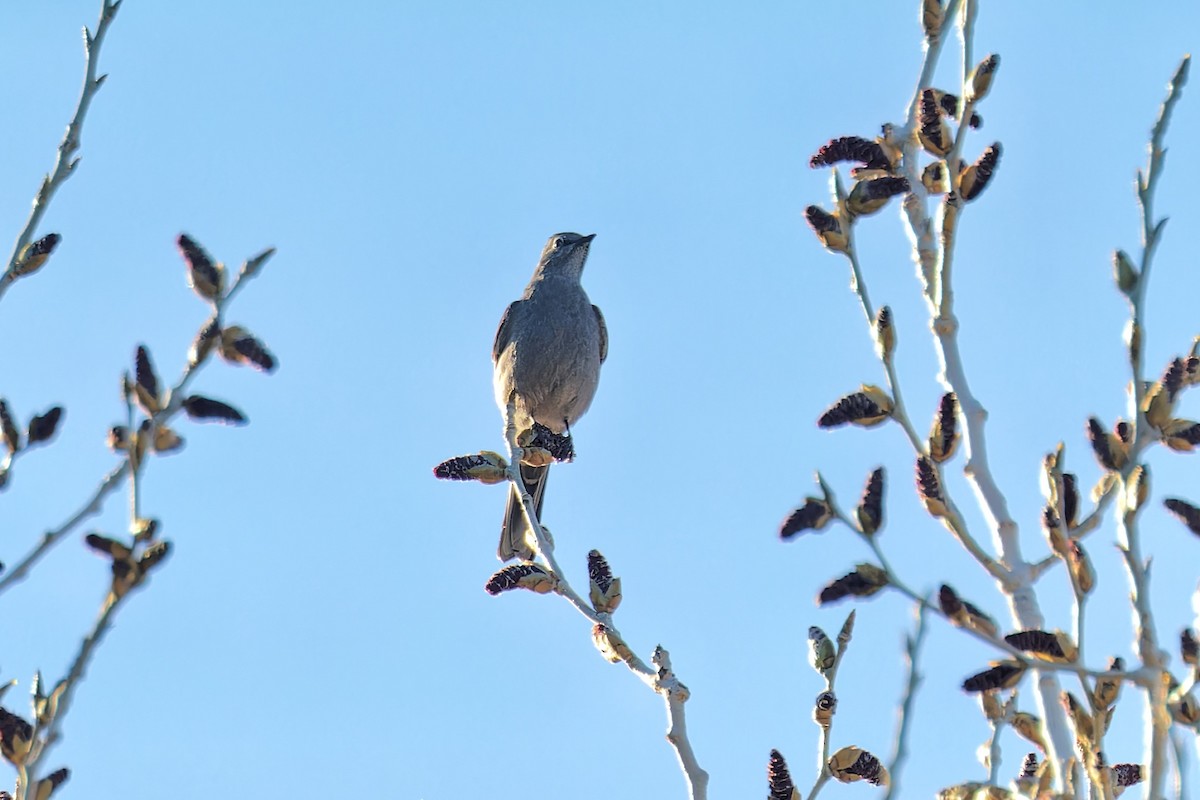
[
  {"x1": 500, "y1": 407, "x2": 707, "y2": 799},
  {"x1": 894, "y1": 0, "x2": 1077, "y2": 783}
]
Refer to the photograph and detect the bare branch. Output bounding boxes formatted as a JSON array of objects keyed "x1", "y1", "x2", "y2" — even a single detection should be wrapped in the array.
[
  {"x1": 0, "y1": 0, "x2": 122, "y2": 300},
  {"x1": 31, "y1": 591, "x2": 123, "y2": 769},
  {"x1": 0, "y1": 463, "x2": 128, "y2": 595},
  {"x1": 807, "y1": 609, "x2": 857, "y2": 800},
  {"x1": 1128, "y1": 56, "x2": 1190, "y2": 431},
  {"x1": 884, "y1": 603, "x2": 927, "y2": 800},
  {"x1": 1116, "y1": 55, "x2": 1190, "y2": 800},
  {"x1": 828, "y1": 503, "x2": 1134, "y2": 684},
  {"x1": 654, "y1": 647, "x2": 709, "y2": 800},
  {"x1": 833, "y1": 208, "x2": 1005, "y2": 583},
  {"x1": 499, "y1": 403, "x2": 706, "y2": 799},
  {"x1": 839, "y1": 218, "x2": 924, "y2": 453},
  {"x1": 0, "y1": 259, "x2": 262, "y2": 597}
]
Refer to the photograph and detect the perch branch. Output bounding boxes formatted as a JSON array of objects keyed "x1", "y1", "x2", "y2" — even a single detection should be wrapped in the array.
[{"x1": 500, "y1": 406, "x2": 707, "y2": 799}]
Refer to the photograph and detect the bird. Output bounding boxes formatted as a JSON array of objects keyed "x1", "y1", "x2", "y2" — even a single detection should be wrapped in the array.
[{"x1": 492, "y1": 232, "x2": 607, "y2": 561}]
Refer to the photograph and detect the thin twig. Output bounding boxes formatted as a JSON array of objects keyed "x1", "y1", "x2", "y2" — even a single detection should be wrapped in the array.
[
  {"x1": 126, "y1": 376, "x2": 141, "y2": 524},
  {"x1": 838, "y1": 221, "x2": 1004, "y2": 583},
  {"x1": 33, "y1": 386, "x2": 146, "y2": 770},
  {"x1": 1128, "y1": 56, "x2": 1191, "y2": 433},
  {"x1": 0, "y1": 0, "x2": 122, "y2": 301},
  {"x1": 0, "y1": 266, "x2": 259, "y2": 597},
  {"x1": 500, "y1": 404, "x2": 706, "y2": 799},
  {"x1": 884, "y1": 603, "x2": 927, "y2": 800},
  {"x1": 941, "y1": 496, "x2": 1009, "y2": 583},
  {"x1": 1029, "y1": 480, "x2": 1119, "y2": 580},
  {"x1": 0, "y1": 463, "x2": 128, "y2": 595},
  {"x1": 5, "y1": 251, "x2": 270, "y2": 786},
  {"x1": 903, "y1": 0, "x2": 965, "y2": 131},
  {"x1": 1117, "y1": 503, "x2": 1170, "y2": 796},
  {"x1": 841, "y1": 229, "x2": 923, "y2": 452},
  {"x1": 1116, "y1": 55, "x2": 1190, "y2": 800},
  {"x1": 1067, "y1": 541, "x2": 1105, "y2": 800},
  {"x1": 32, "y1": 591, "x2": 124, "y2": 769},
  {"x1": 807, "y1": 609, "x2": 855, "y2": 800},
  {"x1": 819, "y1": 493, "x2": 1134, "y2": 683}
]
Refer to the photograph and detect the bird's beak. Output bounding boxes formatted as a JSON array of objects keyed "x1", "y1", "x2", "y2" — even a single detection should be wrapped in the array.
[{"x1": 579, "y1": 234, "x2": 596, "y2": 244}]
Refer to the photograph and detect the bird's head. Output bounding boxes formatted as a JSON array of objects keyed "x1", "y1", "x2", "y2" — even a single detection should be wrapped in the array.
[{"x1": 535, "y1": 232, "x2": 595, "y2": 280}]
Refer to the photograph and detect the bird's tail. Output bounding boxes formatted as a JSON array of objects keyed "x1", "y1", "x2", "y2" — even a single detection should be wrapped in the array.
[{"x1": 498, "y1": 462, "x2": 549, "y2": 561}]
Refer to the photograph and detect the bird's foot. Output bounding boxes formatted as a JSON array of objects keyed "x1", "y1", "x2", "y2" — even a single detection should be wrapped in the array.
[{"x1": 529, "y1": 423, "x2": 575, "y2": 462}]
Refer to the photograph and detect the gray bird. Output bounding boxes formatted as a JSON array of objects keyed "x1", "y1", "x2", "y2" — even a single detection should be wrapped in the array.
[{"x1": 492, "y1": 232, "x2": 607, "y2": 561}]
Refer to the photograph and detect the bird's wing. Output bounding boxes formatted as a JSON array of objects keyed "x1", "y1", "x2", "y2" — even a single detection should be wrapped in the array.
[
  {"x1": 492, "y1": 300, "x2": 523, "y2": 363},
  {"x1": 593, "y1": 304, "x2": 608, "y2": 364}
]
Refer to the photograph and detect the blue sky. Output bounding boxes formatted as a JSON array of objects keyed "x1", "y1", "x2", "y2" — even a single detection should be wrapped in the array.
[{"x1": 0, "y1": 2, "x2": 1198, "y2": 798}]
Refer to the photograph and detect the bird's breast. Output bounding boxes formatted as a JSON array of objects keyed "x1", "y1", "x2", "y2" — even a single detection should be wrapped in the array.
[{"x1": 503, "y1": 289, "x2": 602, "y2": 430}]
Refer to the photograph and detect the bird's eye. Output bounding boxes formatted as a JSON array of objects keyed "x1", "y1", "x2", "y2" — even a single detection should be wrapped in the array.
[{"x1": 554, "y1": 237, "x2": 567, "y2": 249}]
